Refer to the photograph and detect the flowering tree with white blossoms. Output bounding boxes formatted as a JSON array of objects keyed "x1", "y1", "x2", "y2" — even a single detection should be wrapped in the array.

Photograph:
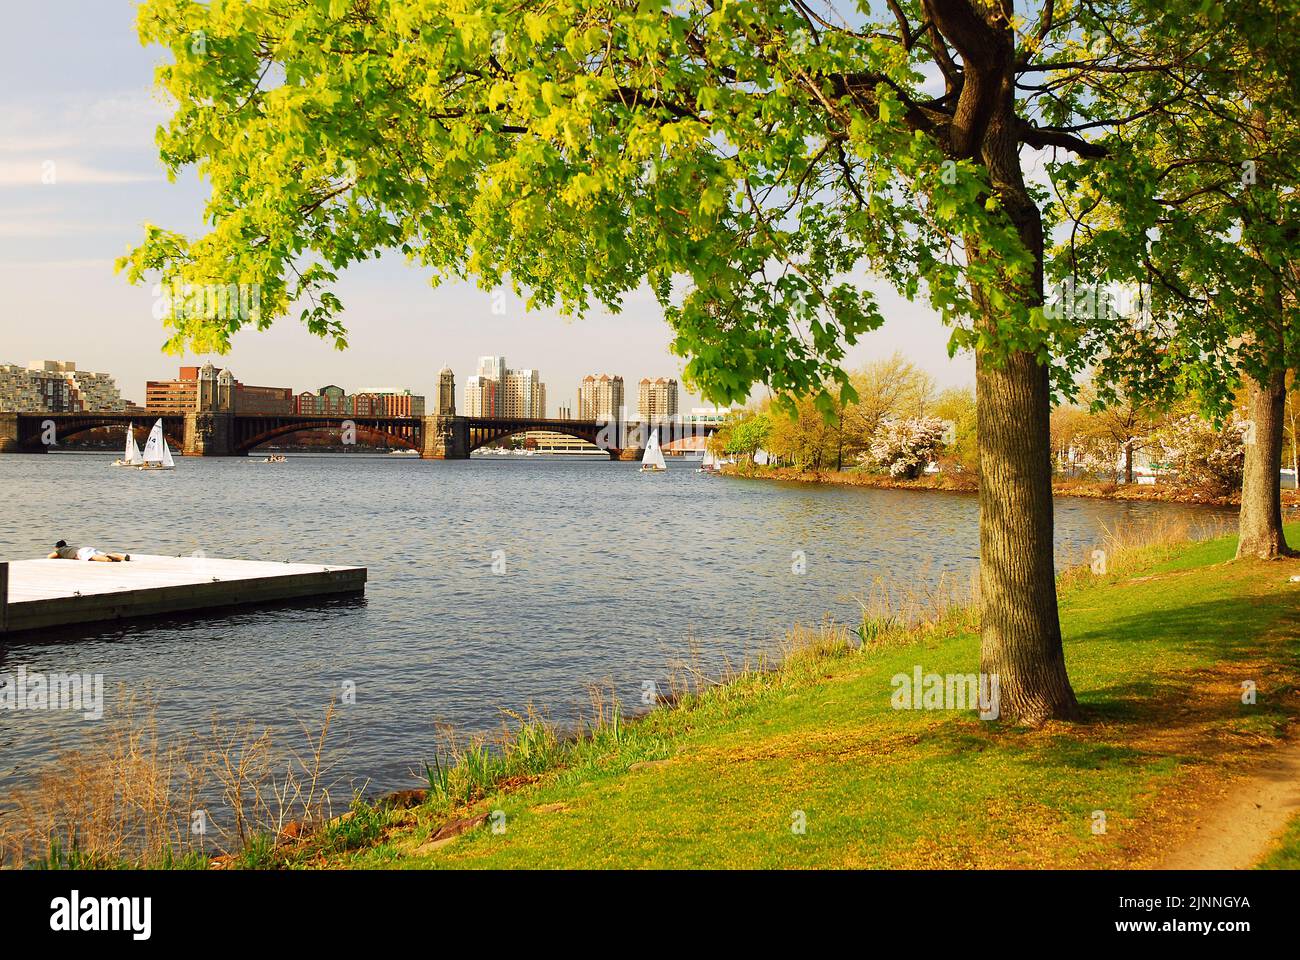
[
  {"x1": 869, "y1": 418, "x2": 947, "y2": 480},
  {"x1": 1152, "y1": 415, "x2": 1249, "y2": 497}
]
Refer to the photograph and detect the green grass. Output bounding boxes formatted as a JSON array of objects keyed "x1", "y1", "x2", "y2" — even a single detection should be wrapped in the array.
[
  {"x1": 1258, "y1": 814, "x2": 1300, "y2": 869},
  {"x1": 288, "y1": 524, "x2": 1300, "y2": 870}
]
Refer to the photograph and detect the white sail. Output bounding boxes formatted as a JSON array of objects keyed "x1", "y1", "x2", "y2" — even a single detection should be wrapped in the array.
[
  {"x1": 160, "y1": 435, "x2": 176, "y2": 468},
  {"x1": 702, "y1": 447, "x2": 717, "y2": 468},
  {"x1": 124, "y1": 423, "x2": 143, "y2": 465},
  {"x1": 141, "y1": 419, "x2": 166, "y2": 464},
  {"x1": 642, "y1": 428, "x2": 667, "y2": 470}
]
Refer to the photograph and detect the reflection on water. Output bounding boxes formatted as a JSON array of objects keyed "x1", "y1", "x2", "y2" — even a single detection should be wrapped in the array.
[{"x1": 0, "y1": 452, "x2": 1233, "y2": 792}]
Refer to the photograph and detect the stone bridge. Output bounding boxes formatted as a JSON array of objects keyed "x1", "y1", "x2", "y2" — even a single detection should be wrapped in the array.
[{"x1": 0, "y1": 412, "x2": 717, "y2": 460}]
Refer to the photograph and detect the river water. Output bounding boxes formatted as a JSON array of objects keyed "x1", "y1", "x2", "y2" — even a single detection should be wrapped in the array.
[{"x1": 0, "y1": 452, "x2": 1232, "y2": 794}]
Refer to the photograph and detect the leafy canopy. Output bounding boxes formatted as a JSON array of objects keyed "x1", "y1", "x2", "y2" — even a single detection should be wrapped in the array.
[
  {"x1": 1053, "y1": 0, "x2": 1300, "y2": 415},
  {"x1": 120, "y1": 0, "x2": 1205, "y2": 409}
]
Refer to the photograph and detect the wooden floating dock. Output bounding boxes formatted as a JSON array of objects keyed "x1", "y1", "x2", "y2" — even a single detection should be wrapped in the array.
[{"x1": 0, "y1": 555, "x2": 366, "y2": 636}]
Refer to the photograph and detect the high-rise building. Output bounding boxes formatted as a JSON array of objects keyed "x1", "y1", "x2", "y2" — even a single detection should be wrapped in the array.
[
  {"x1": 638, "y1": 377, "x2": 679, "y2": 421},
  {"x1": 578, "y1": 374, "x2": 624, "y2": 421},
  {"x1": 501, "y1": 368, "x2": 546, "y2": 418},
  {"x1": 465, "y1": 356, "x2": 547, "y2": 418},
  {"x1": 463, "y1": 375, "x2": 498, "y2": 416},
  {"x1": 477, "y1": 356, "x2": 506, "y2": 382},
  {"x1": 435, "y1": 367, "x2": 456, "y2": 416},
  {"x1": 0, "y1": 360, "x2": 126, "y2": 413}
]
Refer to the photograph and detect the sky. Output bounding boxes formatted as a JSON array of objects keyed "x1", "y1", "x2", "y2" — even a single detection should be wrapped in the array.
[{"x1": 0, "y1": 1, "x2": 974, "y2": 411}]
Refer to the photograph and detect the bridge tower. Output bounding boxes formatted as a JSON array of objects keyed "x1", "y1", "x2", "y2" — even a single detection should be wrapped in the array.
[
  {"x1": 0, "y1": 413, "x2": 18, "y2": 453},
  {"x1": 216, "y1": 367, "x2": 235, "y2": 412},
  {"x1": 435, "y1": 366, "x2": 455, "y2": 416},
  {"x1": 183, "y1": 361, "x2": 237, "y2": 456},
  {"x1": 420, "y1": 415, "x2": 468, "y2": 459}
]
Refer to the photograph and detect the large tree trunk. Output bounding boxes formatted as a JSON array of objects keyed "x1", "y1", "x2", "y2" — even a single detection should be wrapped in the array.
[
  {"x1": 977, "y1": 351, "x2": 1081, "y2": 723},
  {"x1": 934, "y1": 0, "x2": 1081, "y2": 723},
  {"x1": 1237, "y1": 366, "x2": 1293, "y2": 559}
]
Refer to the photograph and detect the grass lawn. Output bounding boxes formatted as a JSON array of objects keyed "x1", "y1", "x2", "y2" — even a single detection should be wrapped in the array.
[
  {"x1": 291, "y1": 524, "x2": 1300, "y2": 870},
  {"x1": 1257, "y1": 814, "x2": 1300, "y2": 869}
]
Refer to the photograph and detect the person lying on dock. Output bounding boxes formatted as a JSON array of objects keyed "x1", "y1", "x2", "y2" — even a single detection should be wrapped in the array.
[{"x1": 48, "y1": 540, "x2": 130, "y2": 562}]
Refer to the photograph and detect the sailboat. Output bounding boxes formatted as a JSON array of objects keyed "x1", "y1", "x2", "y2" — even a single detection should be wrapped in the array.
[
  {"x1": 113, "y1": 423, "x2": 143, "y2": 467},
  {"x1": 698, "y1": 447, "x2": 717, "y2": 474},
  {"x1": 640, "y1": 428, "x2": 667, "y2": 473},
  {"x1": 136, "y1": 419, "x2": 176, "y2": 471}
]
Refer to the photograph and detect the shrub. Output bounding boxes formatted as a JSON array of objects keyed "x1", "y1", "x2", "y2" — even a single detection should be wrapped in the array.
[
  {"x1": 1150, "y1": 414, "x2": 1247, "y2": 497},
  {"x1": 868, "y1": 417, "x2": 946, "y2": 479}
]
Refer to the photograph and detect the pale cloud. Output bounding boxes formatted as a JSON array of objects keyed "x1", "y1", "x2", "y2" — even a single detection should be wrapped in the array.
[
  {"x1": 0, "y1": 218, "x2": 125, "y2": 237},
  {"x1": 0, "y1": 159, "x2": 156, "y2": 187},
  {"x1": 0, "y1": 257, "x2": 116, "y2": 270},
  {"x1": 0, "y1": 134, "x2": 81, "y2": 153},
  {"x1": 0, "y1": 90, "x2": 169, "y2": 153}
]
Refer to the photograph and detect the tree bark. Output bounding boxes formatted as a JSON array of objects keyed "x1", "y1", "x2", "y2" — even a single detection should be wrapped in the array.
[
  {"x1": 1236, "y1": 366, "x2": 1294, "y2": 559},
  {"x1": 977, "y1": 350, "x2": 1081, "y2": 723},
  {"x1": 925, "y1": 0, "x2": 1081, "y2": 722},
  {"x1": 964, "y1": 20, "x2": 1080, "y2": 722},
  {"x1": 1124, "y1": 440, "x2": 1134, "y2": 485}
]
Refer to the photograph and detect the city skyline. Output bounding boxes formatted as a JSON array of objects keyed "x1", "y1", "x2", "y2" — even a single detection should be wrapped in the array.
[
  {"x1": 0, "y1": 355, "x2": 716, "y2": 421},
  {"x1": 0, "y1": 4, "x2": 975, "y2": 415}
]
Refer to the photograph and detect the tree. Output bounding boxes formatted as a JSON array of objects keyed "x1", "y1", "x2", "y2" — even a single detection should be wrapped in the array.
[
  {"x1": 932, "y1": 386, "x2": 977, "y2": 473},
  {"x1": 1076, "y1": 380, "x2": 1162, "y2": 485},
  {"x1": 869, "y1": 417, "x2": 946, "y2": 479},
  {"x1": 119, "y1": 1, "x2": 1220, "y2": 723},
  {"x1": 1050, "y1": 403, "x2": 1090, "y2": 477},
  {"x1": 767, "y1": 394, "x2": 840, "y2": 470},
  {"x1": 1151, "y1": 414, "x2": 1248, "y2": 499},
  {"x1": 841, "y1": 353, "x2": 935, "y2": 465},
  {"x1": 719, "y1": 410, "x2": 771, "y2": 461},
  {"x1": 1054, "y1": 0, "x2": 1300, "y2": 558}
]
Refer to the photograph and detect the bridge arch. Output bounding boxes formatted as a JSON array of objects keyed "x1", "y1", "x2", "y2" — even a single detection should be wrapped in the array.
[
  {"x1": 465, "y1": 420, "x2": 611, "y2": 456},
  {"x1": 463, "y1": 418, "x2": 719, "y2": 458},
  {"x1": 234, "y1": 419, "x2": 420, "y2": 455},
  {"x1": 16, "y1": 415, "x2": 185, "y2": 452}
]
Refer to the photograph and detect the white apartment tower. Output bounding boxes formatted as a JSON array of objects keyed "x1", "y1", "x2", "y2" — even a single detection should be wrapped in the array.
[
  {"x1": 638, "y1": 377, "x2": 679, "y2": 421},
  {"x1": 465, "y1": 356, "x2": 546, "y2": 418},
  {"x1": 578, "y1": 374, "x2": 624, "y2": 421},
  {"x1": 463, "y1": 375, "x2": 498, "y2": 416}
]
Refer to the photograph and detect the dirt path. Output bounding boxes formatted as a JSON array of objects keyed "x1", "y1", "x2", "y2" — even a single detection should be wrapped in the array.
[{"x1": 1157, "y1": 740, "x2": 1300, "y2": 869}]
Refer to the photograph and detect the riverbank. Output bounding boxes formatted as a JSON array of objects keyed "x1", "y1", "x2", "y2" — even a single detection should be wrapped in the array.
[
  {"x1": 721, "y1": 463, "x2": 1300, "y2": 508},
  {"x1": 278, "y1": 522, "x2": 1300, "y2": 869}
]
